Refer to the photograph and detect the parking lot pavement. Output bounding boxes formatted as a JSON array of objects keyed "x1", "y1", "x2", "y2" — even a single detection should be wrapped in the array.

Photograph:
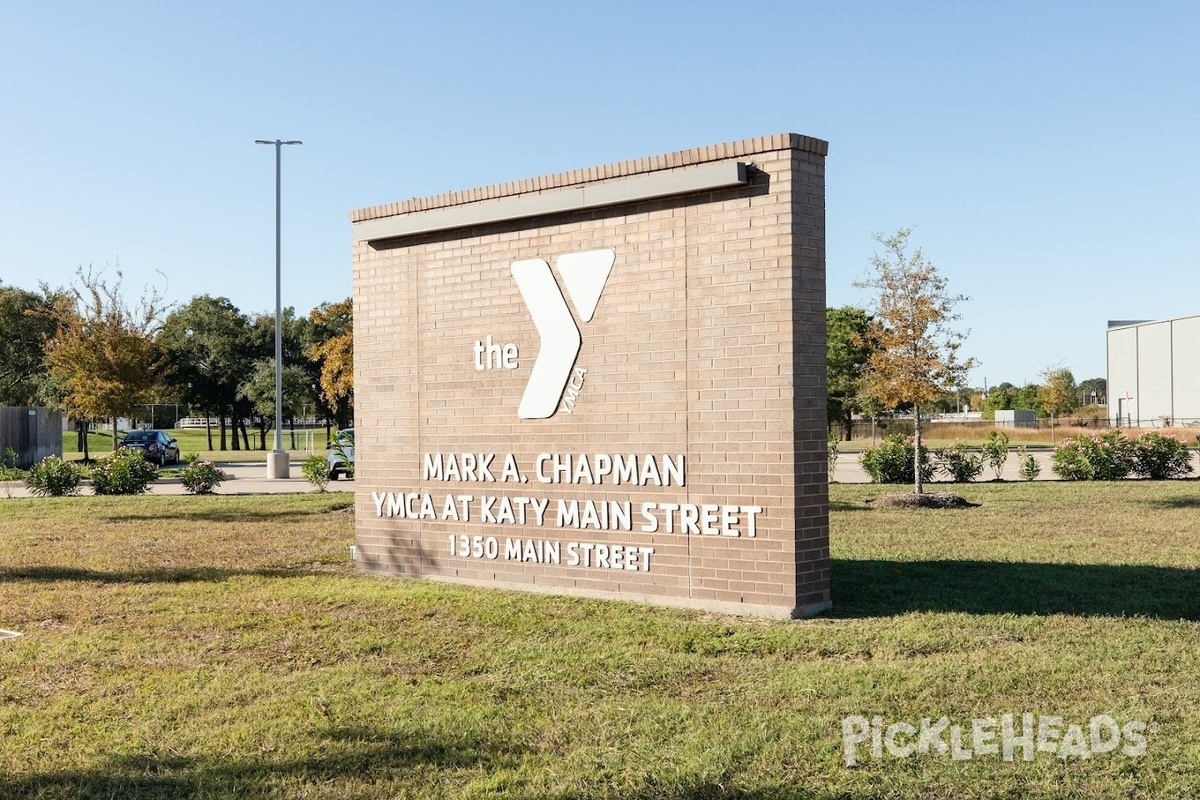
[{"x1": 0, "y1": 462, "x2": 354, "y2": 498}]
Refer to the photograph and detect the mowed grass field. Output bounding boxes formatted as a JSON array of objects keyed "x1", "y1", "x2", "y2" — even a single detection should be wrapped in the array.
[{"x1": 1, "y1": 484, "x2": 1198, "y2": 798}]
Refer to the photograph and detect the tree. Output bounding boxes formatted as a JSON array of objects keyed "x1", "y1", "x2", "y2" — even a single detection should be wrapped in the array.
[
  {"x1": 242, "y1": 309, "x2": 310, "y2": 446},
  {"x1": 306, "y1": 298, "x2": 354, "y2": 430},
  {"x1": 1040, "y1": 367, "x2": 1079, "y2": 417},
  {"x1": 159, "y1": 296, "x2": 252, "y2": 451},
  {"x1": 826, "y1": 306, "x2": 875, "y2": 441},
  {"x1": 1078, "y1": 377, "x2": 1106, "y2": 407},
  {"x1": 1040, "y1": 366, "x2": 1079, "y2": 442},
  {"x1": 0, "y1": 284, "x2": 62, "y2": 406},
  {"x1": 43, "y1": 268, "x2": 170, "y2": 454},
  {"x1": 983, "y1": 382, "x2": 1043, "y2": 419},
  {"x1": 855, "y1": 229, "x2": 976, "y2": 494},
  {"x1": 239, "y1": 359, "x2": 314, "y2": 450}
]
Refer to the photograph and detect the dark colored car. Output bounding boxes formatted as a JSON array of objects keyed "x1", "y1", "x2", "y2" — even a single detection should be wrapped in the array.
[{"x1": 120, "y1": 430, "x2": 181, "y2": 466}]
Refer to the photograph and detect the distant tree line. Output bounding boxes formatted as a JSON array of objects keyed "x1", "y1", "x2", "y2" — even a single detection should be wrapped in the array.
[
  {"x1": 0, "y1": 268, "x2": 352, "y2": 455},
  {"x1": 827, "y1": 229, "x2": 1104, "y2": 450},
  {"x1": 828, "y1": 305, "x2": 1106, "y2": 440}
]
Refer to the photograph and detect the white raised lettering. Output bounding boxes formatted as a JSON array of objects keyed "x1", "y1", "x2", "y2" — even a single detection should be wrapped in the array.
[
  {"x1": 495, "y1": 496, "x2": 516, "y2": 525},
  {"x1": 500, "y1": 453, "x2": 521, "y2": 482},
  {"x1": 581, "y1": 501, "x2": 601, "y2": 529},
  {"x1": 557, "y1": 500, "x2": 580, "y2": 527},
  {"x1": 387, "y1": 493, "x2": 404, "y2": 518},
  {"x1": 573, "y1": 455, "x2": 594, "y2": 485},
  {"x1": 529, "y1": 497, "x2": 549, "y2": 525},
  {"x1": 422, "y1": 453, "x2": 443, "y2": 480},
  {"x1": 419, "y1": 494, "x2": 436, "y2": 520},
  {"x1": 610, "y1": 502, "x2": 631, "y2": 531},
  {"x1": 662, "y1": 454, "x2": 685, "y2": 486},
  {"x1": 637, "y1": 546, "x2": 653, "y2": 571},
  {"x1": 679, "y1": 503, "x2": 700, "y2": 535},
  {"x1": 478, "y1": 453, "x2": 495, "y2": 481},
  {"x1": 613, "y1": 455, "x2": 637, "y2": 485},
  {"x1": 641, "y1": 455, "x2": 661, "y2": 486},
  {"x1": 744, "y1": 505, "x2": 762, "y2": 537},
  {"x1": 640, "y1": 503, "x2": 658, "y2": 533}
]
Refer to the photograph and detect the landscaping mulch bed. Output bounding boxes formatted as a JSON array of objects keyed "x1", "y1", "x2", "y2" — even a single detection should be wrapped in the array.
[{"x1": 866, "y1": 491, "x2": 980, "y2": 509}]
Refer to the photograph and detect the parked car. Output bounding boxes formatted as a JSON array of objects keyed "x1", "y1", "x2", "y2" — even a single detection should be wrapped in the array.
[
  {"x1": 327, "y1": 428, "x2": 355, "y2": 480},
  {"x1": 120, "y1": 430, "x2": 180, "y2": 466}
]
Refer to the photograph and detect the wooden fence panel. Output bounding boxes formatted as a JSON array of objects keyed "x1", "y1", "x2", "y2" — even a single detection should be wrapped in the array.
[{"x1": 0, "y1": 407, "x2": 63, "y2": 469}]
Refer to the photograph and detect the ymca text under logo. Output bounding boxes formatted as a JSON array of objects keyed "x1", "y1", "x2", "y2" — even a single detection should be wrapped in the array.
[{"x1": 511, "y1": 249, "x2": 615, "y2": 419}]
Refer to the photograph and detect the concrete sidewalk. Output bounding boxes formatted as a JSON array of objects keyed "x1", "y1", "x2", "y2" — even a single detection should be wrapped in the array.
[{"x1": 1, "y1": 461, "x2": 354, "y2": 498}]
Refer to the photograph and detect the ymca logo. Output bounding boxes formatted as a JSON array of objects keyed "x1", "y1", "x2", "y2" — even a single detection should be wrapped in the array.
[{"x1": 511, "y1": 249, "x2": 615, "y2": 419}]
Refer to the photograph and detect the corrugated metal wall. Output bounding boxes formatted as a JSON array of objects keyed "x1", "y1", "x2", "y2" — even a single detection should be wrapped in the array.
[
  {"x1": 0, "y1": 407, "x2": 63, "y2": 468},
  {"x1": 1108, "y1": 315, "x2": 1200, "y2": 427}
]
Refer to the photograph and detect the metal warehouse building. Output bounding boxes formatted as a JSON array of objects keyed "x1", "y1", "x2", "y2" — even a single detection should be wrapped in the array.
[{"x1": 1107, "y1": 315, "x2": 1200, "y2": 427}]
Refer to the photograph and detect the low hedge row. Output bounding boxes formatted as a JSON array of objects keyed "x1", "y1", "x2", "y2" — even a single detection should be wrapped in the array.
[
  {"x1": 857, "y1": 431, "x2": 1194, "y2": 483},
  {"x1": 23, "y1": 450, "x2": 230, "y2": 496}
]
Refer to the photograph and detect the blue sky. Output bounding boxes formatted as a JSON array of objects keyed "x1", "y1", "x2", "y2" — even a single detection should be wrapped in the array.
[{"x1": 2, "y1": 1, "x2": 1196, "y2": 387}]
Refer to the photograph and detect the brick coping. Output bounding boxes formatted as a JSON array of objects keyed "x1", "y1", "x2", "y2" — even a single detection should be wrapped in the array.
[{"x1": 350, "y1": 132, "x2": 828, "y2": 223}]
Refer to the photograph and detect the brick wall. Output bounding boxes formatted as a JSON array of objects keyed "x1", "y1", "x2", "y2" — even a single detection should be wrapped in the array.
[{"x1": 352, "y1": 133, "x2": 830, "y2": 618}]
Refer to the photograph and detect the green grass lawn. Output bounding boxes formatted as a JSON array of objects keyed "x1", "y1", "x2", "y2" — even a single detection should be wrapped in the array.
[{"x1": 1, "y1": 484, "x2": 1198, "y2": 798}]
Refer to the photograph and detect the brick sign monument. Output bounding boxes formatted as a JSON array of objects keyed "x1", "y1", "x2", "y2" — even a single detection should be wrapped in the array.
[{"x1": 351, "y1": 133, "x2": 830, "y2": 618}]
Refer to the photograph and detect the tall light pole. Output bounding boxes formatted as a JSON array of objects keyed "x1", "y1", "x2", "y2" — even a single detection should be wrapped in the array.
[{"x1": 255, "y1": 138, "x2": 302, "y2": 478}]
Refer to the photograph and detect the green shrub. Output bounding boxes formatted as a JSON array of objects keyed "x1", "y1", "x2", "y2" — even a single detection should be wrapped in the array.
[
  {"x1": 0, "y1": 446, "x2": 24, "y2": 482},
  {"x1": 301, "y1": 455, "x2": 331, "y2": 492},
  {"x1": 935, "y1": 441, "x2": 983, "y2": 483},
  {"x1": 181, "y1": 456, "x2": 229, "y2": 494},
  {"x1": 826, "y1": 432, "x2": 839, "y2": 482},
  {"x1": 980, "y1": 431, "x2": 1010, "y2": 480},
  {"x1": 90, "y1": 448, "x2": 160, "y2": 495},
  {"x1": 1051, "y1": 431, "x2": 1136, "y2": 481},
  {"x1": 1017, "y1": 447, "x2": 1041, "y2": 481},
  {"x1": 25, "y1": 455, "x2": 83, "y2": 497},
  {"x1": 1133, "y1": 432, "x2": 1194, "y2": 480},
  {"x1": 330, "y1": 430, "x2": 355, "y2": 479},
  {"x1": 859, "y1": 434, "x2": 934, "y2": 484}
]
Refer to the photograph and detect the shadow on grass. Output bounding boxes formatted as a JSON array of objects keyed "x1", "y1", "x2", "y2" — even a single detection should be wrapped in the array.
[
  {"x1": 832, "y1": 559, "x2": 1200, "y2": 620},
  {"x1": 3, "y1": 725, "x2": 525, "y2": 799},
  {"x1": 0, "y1": 566, "x2": 321, "y2": 584},
  {"x1": 95, "y1": 508, "x2": 328, "y2": 524},
  {"x1": 1142, "y1": 494, "x2": 1200, "y2": 510}
]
